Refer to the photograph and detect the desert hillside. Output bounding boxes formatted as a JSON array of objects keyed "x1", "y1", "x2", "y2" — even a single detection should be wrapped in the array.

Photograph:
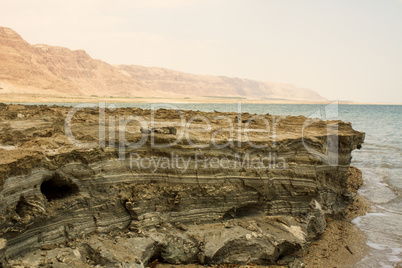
[
  {"x1": 0, "y1": 26, "x2": 326, "y2": 101},
  {"x1": 118, "y1": 64, "x2": 326, "y2": 101},
  {"x1": 0, "y1": 27, "x2": 152, "y2": 97}
]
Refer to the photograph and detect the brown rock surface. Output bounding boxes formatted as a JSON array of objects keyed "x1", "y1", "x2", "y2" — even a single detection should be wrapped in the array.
[{"x1": 0, "y1": 104, "x2": 365, "y2": 267}]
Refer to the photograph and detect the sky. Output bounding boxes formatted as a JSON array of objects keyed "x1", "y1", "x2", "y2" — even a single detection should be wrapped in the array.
[{"x1": 0, "y1": 0, "x2": 401, "y2": 103}]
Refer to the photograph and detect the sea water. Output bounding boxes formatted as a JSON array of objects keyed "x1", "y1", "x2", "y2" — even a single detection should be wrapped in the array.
[{"x1": 13, "y1": 102, "x2": 402, "y2": 267}]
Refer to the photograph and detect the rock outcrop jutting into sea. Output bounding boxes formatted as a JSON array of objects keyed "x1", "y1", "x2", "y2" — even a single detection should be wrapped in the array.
[{"x1": 0, "y1": 104, "x2": 364, "y2": 267}]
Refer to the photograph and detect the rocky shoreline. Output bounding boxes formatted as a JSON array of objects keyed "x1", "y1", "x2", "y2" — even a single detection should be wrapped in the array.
[{"x1": 0, "y1": 104, "x2": 365, "y2": 267}]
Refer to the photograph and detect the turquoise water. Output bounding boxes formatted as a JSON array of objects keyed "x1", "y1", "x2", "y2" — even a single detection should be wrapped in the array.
[{"x1": 12, "y1": 102, "x2": 402, "y2": 267}]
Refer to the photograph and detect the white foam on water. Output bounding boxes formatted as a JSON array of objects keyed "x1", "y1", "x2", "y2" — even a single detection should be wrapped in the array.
[
  {"x1": 357, "y1": 170, "x2": 397, "y2": 203},
  {"x1": 352, "y1": 212, "x2": 387, "y2": 229},
  {"x1": 378, "y1": 262, "x2": 394, "y2": 268},
  {"x1": 366, "y1": 242, "x2": 388, "y2": 251},
  {"x1": 353, "y1": 211, "x2": 402, "y2": 268},
  {"x1": 391, "y1": 247, "x2": 402, "y2": 256},
  {"x1": 376, "y1": 203, "x2": 402, "y2": 214},
  {"x1": 352, "y1": 212, "x2": 387, "y2": 224}
]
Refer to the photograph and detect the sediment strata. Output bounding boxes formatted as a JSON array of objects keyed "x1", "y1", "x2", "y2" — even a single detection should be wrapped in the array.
[{"x1": 0, "y1": 104, "x2": 364, "y2": 267}]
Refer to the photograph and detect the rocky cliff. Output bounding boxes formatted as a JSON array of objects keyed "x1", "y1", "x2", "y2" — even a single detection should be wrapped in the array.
[
  {"x1": 0, "y1": 27, "x2": 153, "y2": 97},
  {"x1": 0, "y1": 26, "x2": 326, "y2": 101},
  {"x1": 0, "y1": 104, "x2": 364, "y2": 267},
  {"x1": 117, "y1": 65, "x2": 326, "y2": 101}
]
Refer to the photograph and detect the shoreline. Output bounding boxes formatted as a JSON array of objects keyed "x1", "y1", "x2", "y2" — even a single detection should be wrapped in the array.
[
  {"x1": 1, "y1": 93, "x2": 401, "y2": 105},
  {"x1": 300, "y1": 218, "x2": 368, "y2": 268}
]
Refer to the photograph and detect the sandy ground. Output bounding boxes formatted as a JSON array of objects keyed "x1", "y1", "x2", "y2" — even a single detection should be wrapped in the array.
[
  {"x1": 1, "y1": 93, "x2": 401, "y2": 105},
  {"x1": 300, "y1": 219, "x2": 368, "y2": 268}
]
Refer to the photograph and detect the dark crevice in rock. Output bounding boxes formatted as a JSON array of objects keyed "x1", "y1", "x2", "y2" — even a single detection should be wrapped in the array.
[
  {"x1": 148, "y1": 248, "x2": 166, "y2": 267},
  {"x1": 223, "y1": 203, "x2": 263, "y2": 220},
  {"x1": 15, "y1": 196, "x2": 30, "y2": 218},
  {"x1": 84, "y1": 244, "x2": 110, "y2": 267},
  {"x1": 40, "y1": 174, "x2": 78, "y2": 201}
]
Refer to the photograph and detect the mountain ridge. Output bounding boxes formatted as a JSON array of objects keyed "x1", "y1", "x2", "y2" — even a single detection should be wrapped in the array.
[
  {"x1": 0, "y1": 26, "x2": 326, "y2": 101},
  {"x1": 117, "y1": 64, "x2": 326, "y2": 100}
]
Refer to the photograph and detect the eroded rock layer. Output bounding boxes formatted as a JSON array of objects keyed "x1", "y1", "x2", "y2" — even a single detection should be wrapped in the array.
[{"x1": 0, "y1": 104, "x2": 364, "y2": 267}]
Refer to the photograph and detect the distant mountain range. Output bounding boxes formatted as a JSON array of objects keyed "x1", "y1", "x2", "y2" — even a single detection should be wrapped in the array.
[{"x1": 0, "y1": 27, "x2": 326, "y2": 101}]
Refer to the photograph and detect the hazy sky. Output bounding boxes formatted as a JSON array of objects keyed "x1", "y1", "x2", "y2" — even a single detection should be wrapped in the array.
[{"x1": 1, "y1": 0, "x2": 401, "y2": 103}]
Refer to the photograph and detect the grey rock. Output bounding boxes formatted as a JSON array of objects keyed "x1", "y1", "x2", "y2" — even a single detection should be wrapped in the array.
[{"x1": 0, "y1": 104, "x2": 365, "y2": 266}]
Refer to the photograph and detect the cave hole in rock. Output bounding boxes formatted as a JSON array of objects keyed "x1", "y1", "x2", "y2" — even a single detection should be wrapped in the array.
[
  {"x1": 15, "y1": 196, "x2": 30, "y2": 218},
  {"x1": 223, "y1": 204, "x2": 263, "y2": 220},
  {"x1": 40, "y1": 174, "x2": 79, "y2": 201},
  {"x1": 147, "y1": 246, "x2": 166, "y2": 266}
]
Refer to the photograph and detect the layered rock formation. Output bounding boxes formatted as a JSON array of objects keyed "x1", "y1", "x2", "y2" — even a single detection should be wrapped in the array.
[
  {"x1": 0, "y1": 26, "x2": 326, "y2": 101},
  {"x1": 0, "y1": 104, "x2": 364, "y2": 267}
]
